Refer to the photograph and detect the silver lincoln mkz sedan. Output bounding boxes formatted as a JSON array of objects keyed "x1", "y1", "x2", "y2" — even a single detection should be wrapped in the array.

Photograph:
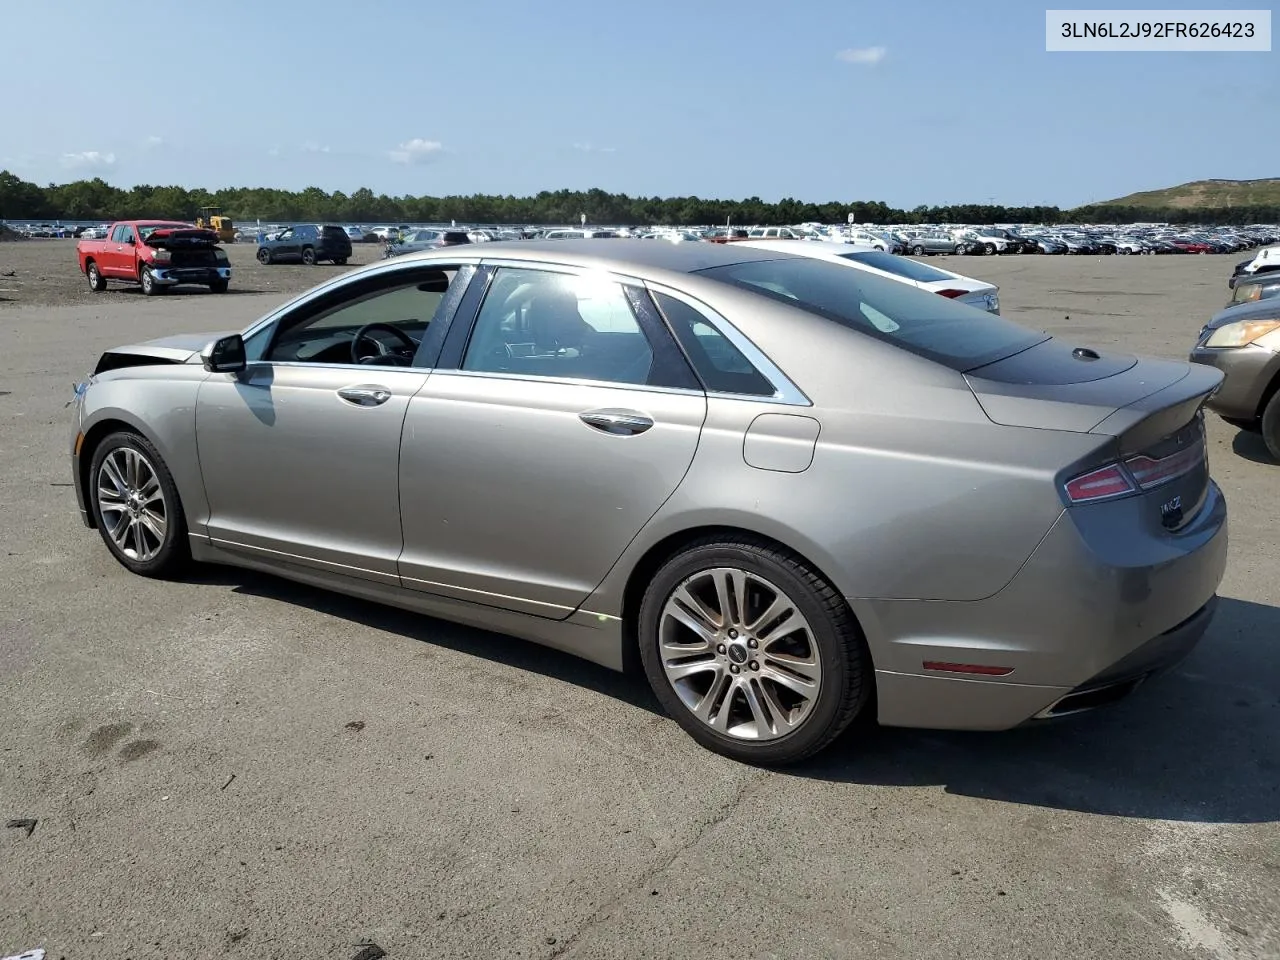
[{"x1": 71, "y1": 241, "x2": 1228, "y2": 764}]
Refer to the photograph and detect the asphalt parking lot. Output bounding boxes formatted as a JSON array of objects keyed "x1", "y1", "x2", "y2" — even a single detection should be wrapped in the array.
[{"x1": 1, "y1": 245, "x2": 1277, "y2": 960}]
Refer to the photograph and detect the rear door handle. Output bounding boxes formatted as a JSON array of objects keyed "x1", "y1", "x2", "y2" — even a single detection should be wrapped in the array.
[
  {"x1": 578, "y1": 409, "x2": 654, "y2": 436},
  {"x1": 337, "y1": 385, "x2": 392, "y2": 406}
]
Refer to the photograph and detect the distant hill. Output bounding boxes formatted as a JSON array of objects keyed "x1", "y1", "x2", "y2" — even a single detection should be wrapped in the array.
[{"x1": 1102, "y1": 178, "x2": 1280, "y2": 209}]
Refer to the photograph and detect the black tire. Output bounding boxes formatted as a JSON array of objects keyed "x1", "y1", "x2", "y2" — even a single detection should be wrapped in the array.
[
  {"x1": 86, "y1": 260, "x2": 106, "y2": 292},
  {"x1": 209, "y1": 280, "x2": 229, "y2": 294},
  {"x1": 257, "y1": 247, "x2": 272, "y2": 265},
  {"x1": 637, "y1": 535, "x2": 872, "y2": 765},
  {"x1": 911, "y1": 244, "x2": 924, "y2": 256},
  {"x1": 87, "y1": 431, "x2": 190, "y2": 579},
  {"x1": 140, "y1": 265, "x2": 162, "y2": 296},
  {"x1": 335, "y1": 257, "x2": 348, "y2": 265},
  {"x1": 1261, "y1": 390, "x2": 1280, "y2": 462},
  {"x1": 984, "y1": 243, "x2": 996, "y2": 255},
  {"x1": 301, "y1": 246, "x2": 317, "y2": 265}
]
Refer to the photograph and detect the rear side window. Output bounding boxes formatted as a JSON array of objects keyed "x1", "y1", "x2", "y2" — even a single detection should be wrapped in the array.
[
  {"x1": 698, "y1": 257, "x2": 1044, "y2": 371},
  {"x1": 839, "y1": 250, "x2": 955, "y2": 283},
  {"x1": 652, "y1": 292, "x2": 775, "y2": 396},
  {"x1": 321, "y1": 226, "x2": 348, "y2": 239},
  {"x1": 442, "y1": 232, "x2": 471, "y2": 244}
]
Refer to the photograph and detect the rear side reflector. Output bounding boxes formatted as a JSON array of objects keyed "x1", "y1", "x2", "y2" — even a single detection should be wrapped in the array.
[
  {"x1": 1063, "y1": 464, "x2": 1135, "y2": 503},
  {"x1": 935, "y1": 289, "x2": 968, "y2": 299},
  {"x1": 923, "y1": 661, "x2": 1014, "y2": 677}
]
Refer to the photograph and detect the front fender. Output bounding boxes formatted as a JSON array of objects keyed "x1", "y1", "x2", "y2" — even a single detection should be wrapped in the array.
[{"x1": 76, "y1": 367, "x2": 209, "y2": 536}]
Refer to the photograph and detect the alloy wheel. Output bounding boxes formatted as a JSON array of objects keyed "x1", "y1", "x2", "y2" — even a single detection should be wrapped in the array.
[
  {"x1": 96, "y1": 446, "x2": 168, "y2": 562},
  {"x1": 658, "y1": 567, "x2": 822, "y2": 741}
]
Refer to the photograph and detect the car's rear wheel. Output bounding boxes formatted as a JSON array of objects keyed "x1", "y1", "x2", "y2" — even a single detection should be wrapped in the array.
[
  {"x1": 140, "y1": 266, "x2": 161, "y2": 296},
  {"x1": 335, "y1": 257, "x2": 348, "y2": 265},
  {"x1": 912, "y1": 245, "x2": 924, "y2": 256},
  {"x1": 1261, "y1": 390, "x2": 1280, "y2": 462},
  {"x1": 86, "y1": 261, "x2": 106, "y2": 292},
  {"x1": 88, "y1": 431, "x2": 189, "y2": 578},
  {"x1": 301, "y1": 246, "x2": 316, "y2": 265},
  {"x1": 257, "y1": 247, "x2": 272, "y2": 265},
  {"x1": 638, "y1": 536, "x2": 871, "y2": 764}
]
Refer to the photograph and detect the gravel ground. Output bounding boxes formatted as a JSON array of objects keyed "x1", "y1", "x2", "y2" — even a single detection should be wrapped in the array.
[
  {"x1": 0, "y1": 245, "x2": 1276, "y2": 960},
  {"x1": 0, "y1": 237, "x2": 386, "y2": 308}
]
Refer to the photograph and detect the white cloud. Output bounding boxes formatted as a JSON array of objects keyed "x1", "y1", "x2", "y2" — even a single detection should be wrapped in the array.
[
  {"x1": 389, "y1": 138, "x2": 444, "y2": 165},
  {"x1": 573, "y1": 142, "x2": 617, "y2": 154},
  {"x1": 60, "y1": 150, "x2": 116, "y2": 171},
  {"x1": 836, "y1": 46, "x2": 887, "y2": 65},
  {"x1": 144, "y1": 135, "x2": 163, "y2": 148},
  {"x1": 267, "y1": 146, "x2": 281, "y2": 157},
  {"x1": 301, "y1": 141, "x2": 332, "y2": 154}
]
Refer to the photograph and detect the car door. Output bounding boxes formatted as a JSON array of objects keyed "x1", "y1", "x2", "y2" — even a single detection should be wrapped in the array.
[
  {"x1": 103, "y1": 224, "x2": 135, "y2": 277},
  {"x1": 397, "y1": 264, "x2": 708, "y2": 618},
  {"x1": 195, "y1": 263, "x2": 465, "y2": 584},
  {"x1": 273, "y1": 227, "x2": 298, "y2": 261}
]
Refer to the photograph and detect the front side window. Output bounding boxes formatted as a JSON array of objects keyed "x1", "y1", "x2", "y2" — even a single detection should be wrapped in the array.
[
  {"x1": 698, "y1": 257, "x2": 1044, "y2": 371},
  {"x1": 265, "y1": 268, "x2": 457, "y2": 365},
  {"x1": 462, "y1": 268, "x2": 655, "y2": 385}
]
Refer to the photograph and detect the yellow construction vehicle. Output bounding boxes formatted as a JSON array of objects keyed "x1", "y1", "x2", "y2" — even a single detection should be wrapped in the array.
[{"x1": 195, "y1": 206, "x2": 237, "y2": 243}]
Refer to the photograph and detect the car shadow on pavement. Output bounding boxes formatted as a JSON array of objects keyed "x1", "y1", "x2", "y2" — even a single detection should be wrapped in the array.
[
  {"x1": 195, "y1": 568, "x2": 1278, "y2": 823},
  {"x1": 190, "y1": 567, "x2": 665, "y2": 716},
  {"x1": 1230, "y1": 429, "x2": 1278, "y2": 465},
  {"x1": 806, "y1": 596, "x2": 1280, "y2": 824}
]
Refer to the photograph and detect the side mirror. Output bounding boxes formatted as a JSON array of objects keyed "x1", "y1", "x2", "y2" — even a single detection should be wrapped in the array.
[{"x1": 203, "y1": 334, "x2": 247, "y2": 373}]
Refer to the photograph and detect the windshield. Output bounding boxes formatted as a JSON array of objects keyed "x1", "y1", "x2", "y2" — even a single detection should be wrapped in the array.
[
  {"x1": 697, "y1": 257, "x2": 1044, "y2": 371},
  {"x1": 839, "y1": 251, "x2": 958, "y2": 283}
]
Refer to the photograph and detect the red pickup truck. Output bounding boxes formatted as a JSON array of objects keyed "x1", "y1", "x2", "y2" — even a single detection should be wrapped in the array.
[{"x1": 78, "y1": 220, "x2": 232, "y2": 296}]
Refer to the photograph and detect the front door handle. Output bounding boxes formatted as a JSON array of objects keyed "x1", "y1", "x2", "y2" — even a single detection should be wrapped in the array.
[
  {"x1": 337, "y1": 385, "x2": 392, "y2": 406},
  {"x1": 578, "y1": 409, "x2": 654, "y2": 436}
]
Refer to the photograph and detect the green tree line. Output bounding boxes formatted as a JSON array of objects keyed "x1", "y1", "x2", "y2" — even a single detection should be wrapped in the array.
[{"x1": 2, "y1": 170, "x2": 1277, "y2": 226}]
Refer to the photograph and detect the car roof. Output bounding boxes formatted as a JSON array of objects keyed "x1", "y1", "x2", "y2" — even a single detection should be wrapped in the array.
[
  {"x1": 361, "y1": 238, "x2": 799, "y2": 278},
  {"x1": 738, "y1": 239, "x2": 877, "y2": 256}
]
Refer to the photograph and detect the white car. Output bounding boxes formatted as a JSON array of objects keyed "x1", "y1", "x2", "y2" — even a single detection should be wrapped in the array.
[{"x1": 738, "y1": 239, "x2": 1001, "y2": 314}]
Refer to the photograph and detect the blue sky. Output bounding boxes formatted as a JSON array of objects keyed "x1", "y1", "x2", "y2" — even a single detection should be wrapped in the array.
[{"x1": 0, "y1": 0, "x2": 1273, "y2": 207}]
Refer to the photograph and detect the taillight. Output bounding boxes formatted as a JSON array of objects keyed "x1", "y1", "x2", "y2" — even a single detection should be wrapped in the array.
[
  {"x1": 1063, "y1": 464, "x2": 1135, "y2": 503},
  {"x1": 1124, "y1": 442, "x2": 1204, "y2": 490},
  {"x1": 935, "y1": 289, "x2": 968, "y2": 299}
]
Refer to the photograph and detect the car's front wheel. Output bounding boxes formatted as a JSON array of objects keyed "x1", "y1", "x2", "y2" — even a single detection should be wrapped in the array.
[
  {"x1": 208, "y1": 280, "x2": 229, "y2": 294},
  {"x1": 139, "y1": 266, "x2": 161, "y2": 296},
  {"x1": 88, "y1": 431, "x2": 189, "y2": 578},
  {"x1": 86, "y1": 261, "x2": 106, "y2": 292},
  {"x1": 301, "y1": 246, "x2": 317, "y2": 265},
  {"x1": 638, "y1": 536, "x2": 871, "y2": 764},
  {"x1": 1261, "y1": 390, "x2": 1280, "y2": 462}
]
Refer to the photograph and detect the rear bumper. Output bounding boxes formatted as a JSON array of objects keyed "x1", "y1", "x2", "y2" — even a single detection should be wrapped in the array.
[
  {"x1": 1189, "y1": 343, "x2": 1280, "y2": 420},
  {"x1": 151, "y1": 266, "x2": 231, "y2": 286},
  {"x1": 858, "y1": 480, "x2": 1228, "y2": 730}
]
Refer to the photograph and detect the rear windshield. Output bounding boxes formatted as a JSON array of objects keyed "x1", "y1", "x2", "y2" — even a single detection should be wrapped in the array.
[
  {"x1": 697, "y1": 257, "x2": 1045, "y2": 371},
  {"x1": 838, "y1": 250, "x2": 956, "y2": 283},
  {"x1": 442, "y1": 232, "x2": 471, "y2": 243}
]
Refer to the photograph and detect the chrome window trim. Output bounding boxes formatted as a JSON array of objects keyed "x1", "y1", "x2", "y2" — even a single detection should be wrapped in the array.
[
  {"x1": 425, "y1": 367, "x2": 703, "y2": 397},
  {"x1": 254, "y1": 360, "x2": 434, "y2": 374},
  {"x1": 642, "y1": 281, "x2": 811, "y2": 407}
]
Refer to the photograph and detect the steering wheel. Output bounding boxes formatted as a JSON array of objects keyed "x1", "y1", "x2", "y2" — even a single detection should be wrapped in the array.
[{"x1": 351, "y1": 322, "x2": 417, "y2": 366}]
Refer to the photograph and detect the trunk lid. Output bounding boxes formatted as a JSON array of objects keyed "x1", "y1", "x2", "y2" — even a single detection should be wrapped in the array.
[{"x1": 965, "y1": 337, "x2": 1224, "y2": 532}]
